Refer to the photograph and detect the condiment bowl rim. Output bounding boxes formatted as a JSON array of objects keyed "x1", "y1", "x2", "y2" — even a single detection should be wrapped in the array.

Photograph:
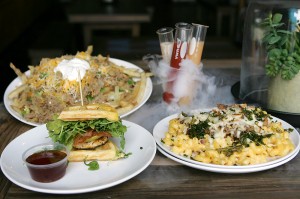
[{"x1": 22, "y1": 142, "x2": 69, "y2": 168}]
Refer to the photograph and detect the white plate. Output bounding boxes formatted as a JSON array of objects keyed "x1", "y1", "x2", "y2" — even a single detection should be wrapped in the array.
[
  {"x1": 4, "y1": 58, "x2": 153, "y2": 126},
  {"x1": 157, "y1": 145, "x2": 299, "y2": 174},
  {"x1": 0, "y1": 120, "x2": 156, "y2": 194},
  {"x1": 153, "y1": 112, "x2": 300, "y2": 170}
]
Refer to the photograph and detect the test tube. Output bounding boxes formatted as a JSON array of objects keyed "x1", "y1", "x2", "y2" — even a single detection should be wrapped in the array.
[
  {"x1": 187, "y1": 23, "x2": 208, "y2": 66},
  {"x1": 162, "y1": 23, "x2": 192, "y2": 104},
  {"x1": 156, "y1": 27, "x2": 174, "y2": 64},
  {"x1": 170, "y1": 22, "x2": 192, "y2": 69}
]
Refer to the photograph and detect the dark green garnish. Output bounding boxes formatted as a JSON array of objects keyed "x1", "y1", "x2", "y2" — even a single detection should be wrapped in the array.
[
  {"x1": 242, "y1": 108, "x2": 254, "y2": 120},
  {"x1": 209, "y1": 111, "x2": 219, "y2": 118},
  {"x1": 286, "y1": 128, "x2": 294, "y2": 133},
  {"x1": 242, "y1": 107, "x2": 270, "y2": 121},
  {"x1": 217, "y1": 131, "x2": 273, "y2": 157},
  {"x1": 187, "y1": 120, "x2": 210, "y2": 139},
  {"x1": 209, "y1": 111, "x2": 226, "y2": 121},
  {"x1": 217, "y1": 144, "x2": 244, "y2": 157},
  {"x1": 239, "y1": 131, "x2": 272, "y2": 147},
  {"x1": 181, "y1": 112, "x2": 189, "y2": 117},
  {"x1": 86, "y1": 93, "x2": 94, "y2": 102},
  {"x1": 252, "y1": 108, "x2": 271, "y2": 121}
]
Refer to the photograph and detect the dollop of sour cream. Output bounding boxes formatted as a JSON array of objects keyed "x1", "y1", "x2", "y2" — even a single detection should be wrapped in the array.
[{"x1": 54, "y1": 58, "x2": 90, "y2": 81}]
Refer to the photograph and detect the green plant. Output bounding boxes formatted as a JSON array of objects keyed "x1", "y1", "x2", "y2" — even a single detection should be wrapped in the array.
[{"x1": 261, "y1": 13, "x2": 300, "y2": 80}]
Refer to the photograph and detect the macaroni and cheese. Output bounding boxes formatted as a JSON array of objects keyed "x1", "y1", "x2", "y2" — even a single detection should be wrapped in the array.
[{"x1": 162, "y1": 104, "x2": 295, "y2": 166}]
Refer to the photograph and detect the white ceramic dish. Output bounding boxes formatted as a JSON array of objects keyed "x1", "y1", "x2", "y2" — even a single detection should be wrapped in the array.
[
  {"x1": 153, "y1": 112, "x2": 300, "y2": 170},
  {"x1": 4, "y1": 58, "x2": 153, "y2": 126},
  {"x1": 0, "y1": 120, "x2": 156, "y2": 194},
  {"x1": 157, "y1": 145, "x2": 299, "y2": 174}
]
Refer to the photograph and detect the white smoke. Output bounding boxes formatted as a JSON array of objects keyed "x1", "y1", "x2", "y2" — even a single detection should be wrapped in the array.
[
  {"x1": 148, "y1": 56, "x2": 233, "y2": 109},
  {"x1": 124, "y1": 55, "x2": 235, "y2": 132}
]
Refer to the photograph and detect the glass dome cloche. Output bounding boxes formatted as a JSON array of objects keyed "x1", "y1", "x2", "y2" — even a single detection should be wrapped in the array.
[{"x1": 239, "y1": 0, "x2": 300, "y2": 126}]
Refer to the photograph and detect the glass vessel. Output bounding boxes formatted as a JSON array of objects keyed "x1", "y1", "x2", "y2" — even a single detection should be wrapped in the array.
[{"x1": 239, "y1": 0, "x2": 300, "y2": 119}]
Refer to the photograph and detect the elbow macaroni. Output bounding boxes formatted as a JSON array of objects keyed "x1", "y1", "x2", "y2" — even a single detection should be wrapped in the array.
[{"x1": 162, "y1": 104, "x2": 295, "y2": 166}]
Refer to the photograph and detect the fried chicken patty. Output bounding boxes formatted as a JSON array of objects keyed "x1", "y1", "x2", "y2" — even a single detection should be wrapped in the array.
[{"x1": 73, "y1": 129, "x2": 112, "y2": 149}]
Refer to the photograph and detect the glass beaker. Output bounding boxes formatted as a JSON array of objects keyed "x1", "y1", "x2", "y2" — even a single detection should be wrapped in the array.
[
  {"x1": 187, "y1": 23, "x2": 208, "y2": 66},
  {"x1": 156, "y1": 27, "x2": 174, "y2": 64},
  {"x1": 163, "y1": 22, "x2": 192, "y2": 103},
  {"x1": 170, "y1": 22, "x2": 192, "y2": 69}
]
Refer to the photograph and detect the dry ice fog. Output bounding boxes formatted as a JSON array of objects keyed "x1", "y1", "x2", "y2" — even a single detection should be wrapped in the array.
[{"x1": 125, "y1": 22, "x2": 236, "y2": 131}]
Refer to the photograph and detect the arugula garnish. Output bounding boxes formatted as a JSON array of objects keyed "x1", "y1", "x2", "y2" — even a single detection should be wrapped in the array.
[
  {"x1": 46, "y1": 117, "x2": 127, "y2": 150},
  {"x1": 119, "y1": 151, "x2": 132, "y2": 158},
  {"x1": 84, "y1": 159, "x2": 100, "y2": 170}
]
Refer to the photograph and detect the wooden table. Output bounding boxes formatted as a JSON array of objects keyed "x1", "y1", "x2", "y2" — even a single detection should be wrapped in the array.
[
  {"x1": 1, "y1": 59, "x2": 300, "y2": 199},
  {"x1": 66, "y1": 0, "x2": 151, "y2": 47}
]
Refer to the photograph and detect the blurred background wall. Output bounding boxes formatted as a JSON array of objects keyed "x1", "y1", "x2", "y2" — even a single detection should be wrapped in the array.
[{"x1": 0, "y1": 0, "x2": 246, "y2": 99}]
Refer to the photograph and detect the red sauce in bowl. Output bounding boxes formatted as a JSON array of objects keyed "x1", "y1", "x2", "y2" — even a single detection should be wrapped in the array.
[
  {"x1": 25, "y1": 150, "x2": 68, "y2": 183},
  {"x1": 26, "y1": 150, "x2": 66, "y2": 165}
]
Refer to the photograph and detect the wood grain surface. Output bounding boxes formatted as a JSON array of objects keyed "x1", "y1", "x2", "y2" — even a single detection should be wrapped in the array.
[{"x1": 1, "y1": 61, "x2": 300, "y2": 199}]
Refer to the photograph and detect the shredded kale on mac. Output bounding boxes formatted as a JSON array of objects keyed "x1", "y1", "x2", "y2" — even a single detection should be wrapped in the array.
[{"x1": 162, "y1": 104, "x2": 294, "y2": 166}]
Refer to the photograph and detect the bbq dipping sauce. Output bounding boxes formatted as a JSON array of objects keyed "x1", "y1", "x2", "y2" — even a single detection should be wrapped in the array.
[{"x1": 22, "y1": 143, "x2": 69, "y2": 183}]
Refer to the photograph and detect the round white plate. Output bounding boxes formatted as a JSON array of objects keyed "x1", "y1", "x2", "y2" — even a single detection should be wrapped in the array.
[
  {"x1": 153, "y1": 112, "x2": 300, "y2": 170},
  {"x1": 0, "y1": 120, "x2": 156, "y2": 194},
  {"x1": 4, "y1": 58, "x2": 153, "y2": 126},
  {"x1": 157, "y1": 145, "x2": 299, "y2": 174}
]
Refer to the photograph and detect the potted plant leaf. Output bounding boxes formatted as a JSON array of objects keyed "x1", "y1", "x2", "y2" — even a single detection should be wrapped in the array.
[{"x1": 261, "y1": 12, "x2": 300, "y2": 113}]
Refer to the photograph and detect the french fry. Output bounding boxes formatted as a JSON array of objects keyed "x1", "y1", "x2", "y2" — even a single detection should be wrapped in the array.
[
  {"x1": 10, "y1": 63, "x2": 27, "y2": 83},
  {"x1": 86, "y1": 103, "x2": 117, "y2": 112},
  {"x1": 123, "y1": 68, "x2": 143, "y2": 77},
  {"x1": 135, "y1": 72, "x2": 147, "y2": 104},
  {"x1": 7, "y1": 45, "x2": 150, "y2": 123},
  {"x1": 145, "y1": 72, "x2": 153, "y2": 77},
  {"x1": 110, "y1": 62, "x2": 153, "y2": 78},
  {"x1": 111, "y1": 63, "x2": 141, "y2": 77},
  {"x1": 119, "y1": 100, "x2": 130, "y2": 107},
  {"x1": 86, "y1": 45, "x2": 93, "y2": 55},
  {"x1": 8, "y1": 84, "x2": 27, "y2": 99},
  {"x1": 123, "y1": 68, "x2": 152, "y2": 78},
  {"x1": 125, "y1": 81, "x2": 141, "y2": 104},
  {"x1": 116, "y1": 104, "x2": 134, "y2": 115}
]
